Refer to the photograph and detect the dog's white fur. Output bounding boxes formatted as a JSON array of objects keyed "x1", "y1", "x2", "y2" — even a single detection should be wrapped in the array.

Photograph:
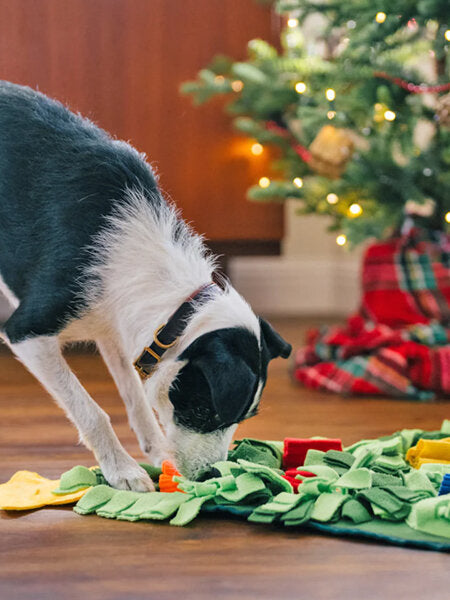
[{"x1": 0, "y1": 188, "x2": 261, "y2": 489}]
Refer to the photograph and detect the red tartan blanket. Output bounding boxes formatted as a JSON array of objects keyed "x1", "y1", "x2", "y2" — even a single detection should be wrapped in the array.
[{"x1": 293, "y1": 229, "x2": 450, "y2": 399}]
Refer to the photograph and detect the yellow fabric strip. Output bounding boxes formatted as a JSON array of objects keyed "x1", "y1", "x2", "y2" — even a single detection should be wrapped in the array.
[
  {"x1": 0, "y1": 470, "x2": 90, "y2": 510},
  {"x1": 406, "y1": 438, "x2": 450, "y2": 469}
]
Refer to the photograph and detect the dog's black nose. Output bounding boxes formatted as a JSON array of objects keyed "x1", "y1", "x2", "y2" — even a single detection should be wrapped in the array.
[{"x1": 195, "y1": 467, "x2": 221, "y2": 481}]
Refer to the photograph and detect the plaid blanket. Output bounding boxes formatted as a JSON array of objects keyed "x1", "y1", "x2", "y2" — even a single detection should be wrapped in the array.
[{"x1": 293, "y1": 228, "x2": 450, "y2": 400}]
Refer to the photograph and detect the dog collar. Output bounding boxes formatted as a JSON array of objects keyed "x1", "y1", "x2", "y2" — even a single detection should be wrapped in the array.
[{"x1": 133, "y1": 282, "x2": 218, "y2": 380}]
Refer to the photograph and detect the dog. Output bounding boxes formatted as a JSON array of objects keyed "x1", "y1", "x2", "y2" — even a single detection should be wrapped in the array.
[{"x1": 0, "y1": 81, "x2": 291, "y2": 491}]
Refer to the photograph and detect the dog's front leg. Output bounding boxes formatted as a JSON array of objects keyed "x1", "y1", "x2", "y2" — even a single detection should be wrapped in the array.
[
  {"x1": 5, "y1": 334, "x2": 155, "y2": 492},
  {"x1": 96, "y1": 336, "x2": 170, "y2": 467}
]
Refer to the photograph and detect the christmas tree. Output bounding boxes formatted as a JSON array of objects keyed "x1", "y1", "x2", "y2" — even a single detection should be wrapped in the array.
[{"x1": 182, "y1": 0, "x2": 450, "y2": 246}]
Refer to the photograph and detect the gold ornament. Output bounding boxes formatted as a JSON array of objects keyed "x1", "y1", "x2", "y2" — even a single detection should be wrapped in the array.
[
  {"x1": 436, "y1": 93, "x2": 450, "y2": 128},
  {"x1": 309, "y1": 125, "x2": 355, "y2": 179}
]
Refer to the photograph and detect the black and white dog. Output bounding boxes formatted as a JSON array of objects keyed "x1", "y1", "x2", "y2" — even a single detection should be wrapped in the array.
[{"x1": 0, "y1": 81, "x2": 291, "y2": 491}]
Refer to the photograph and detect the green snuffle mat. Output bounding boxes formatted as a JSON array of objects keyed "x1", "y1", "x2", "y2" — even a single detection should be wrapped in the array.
[{"x1": 49, "y1": 421, "x2": 450, "y2": 552}]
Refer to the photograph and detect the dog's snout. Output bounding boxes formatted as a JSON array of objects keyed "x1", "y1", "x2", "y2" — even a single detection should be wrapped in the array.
[{"x1": 195, "y1": 467, "x2": 221, "y2": 482}]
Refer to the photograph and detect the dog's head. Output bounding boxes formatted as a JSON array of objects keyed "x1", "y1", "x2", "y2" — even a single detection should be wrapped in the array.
[{"x1": 151, "y1": 318, "x2": 291, "y2": 480}]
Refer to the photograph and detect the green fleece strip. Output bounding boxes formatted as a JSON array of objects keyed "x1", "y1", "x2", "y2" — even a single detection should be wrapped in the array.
[
  {"x1": 281, "y1": 497, "x2": 316, "y2": 526},
  {"x1": 403, "y1": 470, "x2": 437, "y2": 494},
  {"x1": 52, "y1": 465, "x2": 98, "y2": 494},
  {"x1": 96, "y1": 491, "x2": 142, "y2": 519},
  {"x1": 304, "y1": 449, "x2": 326, "y2": 466},
  {"x1": 311, "y1": 492, "x2": 348, "y2": 522},
  {"x1": 340, "y1": 498, "x2": 372, "y2": 524},
  {"x1": 218, "y1": 472, "x2": 266, "y2": 502},
  {"x1": 228, "y1": 439, "x2": 283, "y2": 469},
  {"x1": 117, "y1": 493, "x2": 163, "y2": 521},
  {"x1": 140, "y1": 492, "x2": 188, "y2": 520},
  {"x1": 297, "y1": 464, "x2": 339, "y2": 481},
  {"x1": 407, "y1": 495, "x2": 450, "y2": 538},
  {"x1": 73, "y1": 485, "x2": 116, "y2": 515},
  {"x1": 237, "y1": 459, "x2": 293, "y2": 494},
  {"x1": 170, "y1": 495, "x2": 214, "y2": 526},
  {"x1": 334, "y1": 468, "x2": 372, "y2": 490}
]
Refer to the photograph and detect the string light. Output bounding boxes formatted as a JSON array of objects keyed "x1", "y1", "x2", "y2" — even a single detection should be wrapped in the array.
[
  {"x1": 375, "y1": 12, "x2": 386, "y2": 23},
  {"x1": 336, "y1": 234, "x2": 347, "y2": 246},
  {"x1": 287, "y1": 17, "x2": 299, "y2": 28},
  {"x1": 327, "y1": 193, "x2": 339, "y2": 204},
  {"x1": 445, "y1": 30, "x2": 450, "y2": 42},
  {"x1": 326, "y1": 88, "x2": 336, "y2": 101},
  {"x1": 327, "y1": 111, "x2": 336, "y2": 119},
  {"x1": 445, "y1": 212, "x2": 450, "y2": 223},
  {"x1": 293, "y1": 177, "x2": 303, "y2": 188},
  {"x1": 295, "y1": 81, "x2": 307, "y2": 94},
  {"x1": 231, "y1": 80, "x2": 244, "y2": 92},
  {"x1": 384, "y1": 110, "x2": 396, "y2": 121},
  {"x1": 214, "y1": 75, "x2": 225, "y2": 84},
  {"x1": 259, "y1": 177, "x2": 270, "y2": 188},
  {"x1": 348, "y1": 203, "x2": 363, "y2": 216},
  {"x1": 251, "y1": 143, "x2": 263, "y2": 156}
]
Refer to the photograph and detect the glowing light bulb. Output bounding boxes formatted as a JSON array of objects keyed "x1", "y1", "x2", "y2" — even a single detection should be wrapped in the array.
[
  {"x1": 327, "y1": 193, "x2": 339, "y2": 204},
  {"x1": 287, "y1": 18, "x2": 299, "y2": 28},
  {"x1": 293, "y1": 177, "x2": 303, "y2": 188},
  {"x1": 214, "y1": 75, "x2": 225, "y2": 84},
  {"x1": 231, "y1": 80, "x2": 244, "y2": 92},
  {"x1": 375, "y1": 12, "x2": 386, "y2": 23},
  {"x1": 445, "y1": 211, "x2": 450, "y2": 223},
  {"x1": 259, "y1": 177, "x2": 270, "y2": 188},
  {"x1": 326, "y1": 88, "x2": 336, "y2": 101},
  {"x1": 251, "y1": 143, "x2": 263, "y2": 156},
  {"x1": 384, "y1": 110, "x2": 396, "y2": 121},
  {"x1": 445, "y1": 30, "x2": 450, "y2": 41},
  {"x1": 336, "y1": 234, "x2": 347, "y2": 246},
  {"x1": 295, "y1": 81, "x2": 307, "y2": 94},
  {"x1": 348, "y1": 203, "x2": 363, "y2": 216},
  {"x1": 327, "y1": 110, "x2": 336, "y2": 119}
]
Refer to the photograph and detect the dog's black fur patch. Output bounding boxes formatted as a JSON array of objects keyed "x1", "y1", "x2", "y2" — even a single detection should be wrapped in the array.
[
  {"x1": 169, "y1": 322, "x2": 291, "y2": 433},
  {"x1": 0, "y1": 81, "x2": 160, "y2": 342}
]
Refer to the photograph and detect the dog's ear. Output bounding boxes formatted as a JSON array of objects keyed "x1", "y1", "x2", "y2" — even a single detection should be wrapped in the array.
[
  {"x1": 259, "y1": 317, "x2": 292, "y2": 359},
  {"x1": 197, "y1": 350, "x2": 258, "y2": 425},
  {"x1": 175, "y1": 330, "x2": 259, "y2": 426}
]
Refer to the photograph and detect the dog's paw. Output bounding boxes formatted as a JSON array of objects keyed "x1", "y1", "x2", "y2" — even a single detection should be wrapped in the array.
[{"x1": 102, "y1": 455, "x2": 155, "y2": 492}]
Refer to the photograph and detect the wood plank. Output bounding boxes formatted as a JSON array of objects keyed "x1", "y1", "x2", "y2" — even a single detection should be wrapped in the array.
[{"x1": 1, "y1": 318, "x2": 449, "y2": 599}]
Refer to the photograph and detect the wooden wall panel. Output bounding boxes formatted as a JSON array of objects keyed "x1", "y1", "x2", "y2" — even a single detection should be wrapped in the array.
[{"x1": 0, "y1": 0, "x2": 283, "y2": 241}]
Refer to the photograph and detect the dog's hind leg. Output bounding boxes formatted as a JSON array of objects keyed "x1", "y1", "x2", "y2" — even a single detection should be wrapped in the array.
[
  {"x1": 3, "y1": 333, "x2": 155, "y2": 492},
  {"x1": 96, "y1": 336, "x2": 170, "y2": 467}
]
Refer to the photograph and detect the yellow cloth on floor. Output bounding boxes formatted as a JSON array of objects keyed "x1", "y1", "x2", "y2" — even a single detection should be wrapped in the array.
[
  {"x1": 0, "y1": 470, "x2": 91, "y2": 510},
  {"x1": 406, "y1": 438, "x2": 450, "y2": 469}
]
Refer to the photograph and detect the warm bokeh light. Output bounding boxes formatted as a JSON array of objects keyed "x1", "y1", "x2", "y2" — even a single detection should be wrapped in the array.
[
  {"x1": 251, "y1": 142, "x2": 264, "y2": 156},
  {"x1": 327, "y1": 193, "x2": 339, "y2": 204},
  {"x1": 293, "y1": 177, "x2": 303, "y2": 188},
  {"x1": 327, "y1": 110, "x2": 336, "y2": 119},
  {"x1": 295, "y1": 81, "x2": 307, "y2": 94},
  {"x1": 259, "y1": 177, "x2": 270, "y2": 188},
  {"x1": 348, "y1": 203, "x2": 363, "y2": 216},
  {"x1": 375, "y1": 12, "x2": 386, "y2": 23},
  {"x1": 231, "y1": 80, "x2": 244, "y2": 92},
  {"x1": 214, "y1": 75, "x2": 225, "y2": 84},
  {"x1": 445, "y1": 211, "x2": 450, "y2": 223},
  {"x1": 384, "y1": 110, "x2": 396, "y2": 121},
  {"x1": 445, "y1": 30, "x2": 450, "y2": 41},
  {"x1": 336, "y1": 234, "x2": 347, "y2": 246},
  {"x1": 326, "y1": 88, "x2": 336, "y2": 101},
  {"x1": 287, "y1": 18, "x2": 299, "y2": 28}
]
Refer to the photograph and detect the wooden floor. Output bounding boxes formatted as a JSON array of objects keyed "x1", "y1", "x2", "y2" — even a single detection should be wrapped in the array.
[{"x1": 1, "y1": 318, "x2": 449, "y2": 600}]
